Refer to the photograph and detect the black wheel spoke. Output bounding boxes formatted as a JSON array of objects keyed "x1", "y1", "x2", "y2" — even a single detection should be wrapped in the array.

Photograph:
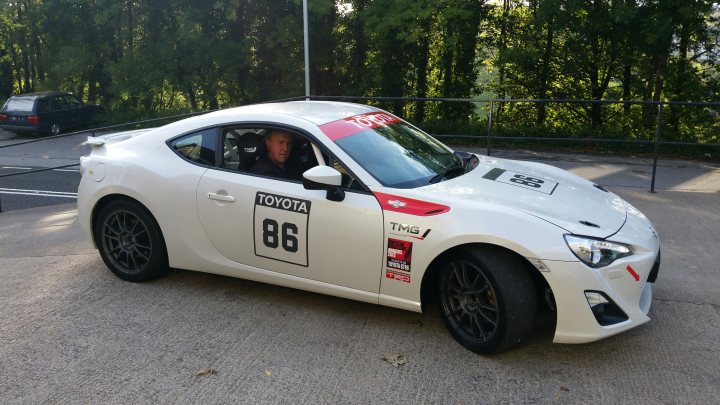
[
  {"x1": 104, "y1": 223, "x2": 120, "y2": 236},
  {"x1": 134, "y1": 242, "x2": 151, "y2": 250},
  {"x1": 471, "y1": 272, "x2": 481, "y2": 288},
  {"x1": 478, "y1": 309, "x2": 497, "y2": 326},
  {"x1": 128, "y1": 218, "x2": 140, "y2": 234},
  {"x1": 460, "y1": 262, "x2": 471, "y2": 288},
  {"x1": 113, "y1": 213, "x2": 124, "y2": 232},
  {"x1": 129, "y1": 252, "x2": 139, "y2": 270},
  {"x1": 451, "y1": 263, "x2": 462, "y2": 285},
  {"x1": 134, "y1": 249, "x2": 150, "y2": 261},
  {"x1": 472, "y1": 315, "x2": 487, "y2": 340}
]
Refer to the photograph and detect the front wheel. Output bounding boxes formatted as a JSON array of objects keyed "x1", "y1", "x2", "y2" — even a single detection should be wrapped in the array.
[
  {"x1": 94, "y1": 199, "x2": 168, "y2": 282},
  {"x1": 437, "y1": 247, "x2": 537, "y2": 354}
]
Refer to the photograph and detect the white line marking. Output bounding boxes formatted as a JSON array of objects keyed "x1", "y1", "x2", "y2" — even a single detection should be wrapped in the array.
[
  {"x1": 1, "y1": 166, "x2": 79, "y2": 172},
  {"x1": 0, "y1": 187, "x2": 78, "y2": 197},
  {"x1": 0, "y1": 190, "x2": 77, "y2": 198}
]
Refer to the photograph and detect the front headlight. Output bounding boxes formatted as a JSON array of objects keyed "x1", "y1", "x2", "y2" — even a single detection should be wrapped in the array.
[{"x1": 564, "y1": 235, "x2": 632, "y2": 268}]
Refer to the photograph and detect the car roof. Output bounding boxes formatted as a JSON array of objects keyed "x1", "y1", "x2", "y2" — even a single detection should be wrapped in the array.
[
  {"x1": 10, "y1": 91, "x2": 68, "y2": 99},
  {"x1": 203, "y1": 101, "x2": 383, "y2": 126}
]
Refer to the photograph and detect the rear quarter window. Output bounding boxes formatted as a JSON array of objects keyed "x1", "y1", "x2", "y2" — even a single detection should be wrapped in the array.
[
  {"x1": 169, "y1": 128, "x2": 217, "y2": 166},
  {"x1": 37, "y1": 99, "x2": 51, "y2": 113}
]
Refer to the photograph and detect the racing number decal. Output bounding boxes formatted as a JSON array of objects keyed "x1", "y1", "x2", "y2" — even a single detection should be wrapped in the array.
[
  {"x1": 482, "y1": 168, "x2": 559, "y2": 195},
  {"x1": 261, "y1": 219, "x2": 298, "y2": 252},
  {"x1": 509, "y1": 174, "x2": 544, "y2": 188},
  {"x1": 254, "y1": 192, "x2": 311, "y2": 267}
]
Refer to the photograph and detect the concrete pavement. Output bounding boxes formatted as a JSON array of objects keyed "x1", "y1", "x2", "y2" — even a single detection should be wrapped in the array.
[{"x1": 0, "y1": 155, "x2": 719, "y2": 403}]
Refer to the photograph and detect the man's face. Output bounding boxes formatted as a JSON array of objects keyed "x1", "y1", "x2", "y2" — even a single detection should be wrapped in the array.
[{"x1": 265, "y1": 131, "x2": 292, "y2": 167}]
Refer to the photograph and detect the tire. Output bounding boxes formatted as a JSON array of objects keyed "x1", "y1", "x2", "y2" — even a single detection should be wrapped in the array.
[
  {"x1": 49, "y1": 123, "x2": 61, "y2": 136},
  {"x1": 436, "y1": 247, "x2": 537, "y2": 354},
  {"x1": 94, "y1": 199, "x2": 168, "y2": 282}
]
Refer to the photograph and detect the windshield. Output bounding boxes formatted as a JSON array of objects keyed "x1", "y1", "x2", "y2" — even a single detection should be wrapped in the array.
[
  {"x1": 3, "y1": 97, "x2": 35, "y2": 112},
  {"x1": 326, "y1": 114, "x2": 463, "y2": 188}
]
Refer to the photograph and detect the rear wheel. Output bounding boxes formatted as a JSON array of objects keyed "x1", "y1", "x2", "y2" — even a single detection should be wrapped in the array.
[
  {"x1": 437, "y1": 247, "x2": 537, "y2": 354},
  {"x1": 49, "y1": 123, "x2": 61, "y2": 135},
  {"x1": 94, "y1": 199, "x2": 168, "y2": 282}
]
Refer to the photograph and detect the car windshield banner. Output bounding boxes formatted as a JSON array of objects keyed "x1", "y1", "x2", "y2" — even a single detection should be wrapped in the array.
[{"x1": 319, "y1": 112, "x2": 402, "y2": 141}]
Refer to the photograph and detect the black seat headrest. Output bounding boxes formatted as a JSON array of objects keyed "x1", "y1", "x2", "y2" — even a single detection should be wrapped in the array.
[{"x1": 238, "y1": 132, "x2": 263, "y2": 170}]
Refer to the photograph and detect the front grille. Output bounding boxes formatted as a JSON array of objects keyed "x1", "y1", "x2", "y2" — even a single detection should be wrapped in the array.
[{"x1": 647, "y1": 250, "x2": 661, "y2": 283}]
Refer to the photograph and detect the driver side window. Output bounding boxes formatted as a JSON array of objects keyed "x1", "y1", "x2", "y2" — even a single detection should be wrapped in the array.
[{"x1": 221, "y1": 127, "x2": 319, "y2": 182}]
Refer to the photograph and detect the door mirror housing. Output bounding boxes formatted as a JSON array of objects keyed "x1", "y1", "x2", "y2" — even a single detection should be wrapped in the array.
[{"x1": 303, "y1": 166, "x2": 345, "y2": 202}]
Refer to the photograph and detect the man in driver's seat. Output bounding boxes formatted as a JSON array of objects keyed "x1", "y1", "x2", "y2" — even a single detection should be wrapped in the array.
[{"x1": 250, "y1": 129, "x2": 302, "y2": 180}]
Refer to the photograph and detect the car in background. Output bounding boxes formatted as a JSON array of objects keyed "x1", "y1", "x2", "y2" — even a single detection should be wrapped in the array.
[{"x1": 0, "y1": 91, "x2": 103, "y2": 136}]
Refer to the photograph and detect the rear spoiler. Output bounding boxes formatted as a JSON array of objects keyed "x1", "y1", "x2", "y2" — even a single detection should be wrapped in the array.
[{"x1": 83, "y1": 128, "x2": 155, "y2": 148}]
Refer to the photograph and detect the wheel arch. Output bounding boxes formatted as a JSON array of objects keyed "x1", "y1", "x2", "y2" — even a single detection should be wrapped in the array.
[{"x1": 420, "y1": 243, "x2": 553, "y2": 314}]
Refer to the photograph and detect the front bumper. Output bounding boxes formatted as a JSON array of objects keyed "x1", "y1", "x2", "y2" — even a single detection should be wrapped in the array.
[
  {"x1": 540, "y1": 211, "x2": 660, "y2": 344},
  {"x1": 542, "y1": 256, "x2": 657, "y2": 344}
]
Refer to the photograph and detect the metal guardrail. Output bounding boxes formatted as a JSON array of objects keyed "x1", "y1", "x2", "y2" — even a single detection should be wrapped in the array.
[
  {"x1": 299, "y1": 96, "x2": 720, "y2": 193},
  {"x1": 1, "y1": 96, "x2": 718, "y2": 195}
]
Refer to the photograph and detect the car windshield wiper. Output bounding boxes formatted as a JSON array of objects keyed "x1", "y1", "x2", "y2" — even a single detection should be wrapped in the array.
[{"x1": 429, "y1": 163, "x2": 466, "y2": 184}]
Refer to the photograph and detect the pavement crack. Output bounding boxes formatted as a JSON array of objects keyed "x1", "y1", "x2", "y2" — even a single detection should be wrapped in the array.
[{"x1": 654, "y1": 297, "x2": 719, "y2": 307}]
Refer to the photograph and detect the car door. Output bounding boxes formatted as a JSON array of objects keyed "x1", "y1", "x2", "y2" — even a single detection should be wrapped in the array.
[
  {"x1": 195, "y1": 134, "x2": 384, "y2": 293},
  {"x1": 66, "y1": 94, "x2": 85, "y2": 125},
  {"x1": 49, "y1": 96, "x2": 70, "y2": 128}
]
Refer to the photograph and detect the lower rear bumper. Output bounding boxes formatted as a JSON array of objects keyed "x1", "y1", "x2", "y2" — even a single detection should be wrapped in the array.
[{"x1": 0, "y1": 124, "x2": 43, "y2": 134}]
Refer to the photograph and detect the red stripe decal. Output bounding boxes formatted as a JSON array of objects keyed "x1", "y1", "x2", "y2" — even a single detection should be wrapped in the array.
[
  {"x1": 319, "y1": 112, "x2": 402, "y2": 141},
  {"x1": 373, "y1": 192, "x2": 450, "y2": 216},
  {"x1": 626, "y1": 265, "x2": 640, "y2": 282}
]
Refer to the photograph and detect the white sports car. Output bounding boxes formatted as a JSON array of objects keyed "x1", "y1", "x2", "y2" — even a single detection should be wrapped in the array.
[{"x1": 78, "y1": 101, "x2": 660, "y2": 354}]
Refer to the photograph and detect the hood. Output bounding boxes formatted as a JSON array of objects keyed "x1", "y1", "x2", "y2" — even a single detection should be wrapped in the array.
[{"x1": 422, "y1": 155, "x2": 627, "y2": 238}]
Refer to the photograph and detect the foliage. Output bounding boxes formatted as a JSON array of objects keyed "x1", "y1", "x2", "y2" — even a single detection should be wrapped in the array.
[{"x1": 0, "y1": 0, "x2": 718, "y2": 146}]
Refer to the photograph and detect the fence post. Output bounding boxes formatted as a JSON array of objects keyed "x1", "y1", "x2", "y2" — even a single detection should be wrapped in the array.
[
  {"x1": 486, "y1": 100, "x2": 494, "y2": 156},
  {"x1": 650, "y1": 103, "x2": 662, "y2": 193}
]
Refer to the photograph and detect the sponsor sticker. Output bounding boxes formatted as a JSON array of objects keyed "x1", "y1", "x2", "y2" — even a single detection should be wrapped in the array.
[
  {"x1": 389, "y1": 222, "x2": 431, "y2": 240},
  {"x1": 253, "y1": 192, "x2": 311, "y2": 267},
  {"x1": 386, "y1": 269, "x2": 411, "y2": 283},
  {"x1": 386, "y1": 238, "x2": 412, "y2": 273}
]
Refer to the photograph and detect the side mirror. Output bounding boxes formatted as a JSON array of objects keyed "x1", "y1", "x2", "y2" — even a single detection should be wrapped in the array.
[{"x1": 303, "y1": 166, "x2": 345, "y2": 202}]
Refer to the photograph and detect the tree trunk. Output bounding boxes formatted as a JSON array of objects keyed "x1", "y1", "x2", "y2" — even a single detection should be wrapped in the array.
[
  {"x1": 348, "y1": 0, "x2": 368, "y2": 94},
  {"x1": 495, "y1": 0, "x2": 511, "y2": 123},
  {"x1": 414, "y1": 14, "x2": 431, "y2": 123},
  {"x1": 622, "y1": 63, "x2": 632, "y2": 114},
  {"x1": 127, "y1": 1, "x2": 134, "y2": 52},
  {"x1": 670, "y1": 22, "x2": 690, "y2": 133},
  {"x1": 536, "y1": 16, "x2": 554, "y2": 127}
]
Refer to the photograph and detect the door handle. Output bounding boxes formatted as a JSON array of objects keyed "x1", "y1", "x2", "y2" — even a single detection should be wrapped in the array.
[{"x1": 207, "y1": 192, "x2": 236, "y2": 202}]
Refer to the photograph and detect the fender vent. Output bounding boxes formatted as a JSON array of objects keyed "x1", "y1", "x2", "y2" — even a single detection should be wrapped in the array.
[{"x1": 579, "y1": 220, "x2": 600, "y2": 228}]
